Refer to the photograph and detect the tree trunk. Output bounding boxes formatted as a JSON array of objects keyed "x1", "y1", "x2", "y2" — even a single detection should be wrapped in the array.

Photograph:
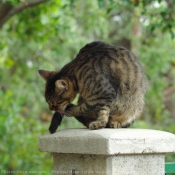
[
  {"x1": 0, "y1": 0, "x2": 49, "y2": 28},
  {"x1": 0, "y1": 1, "x2": 13, "y2": 27}
]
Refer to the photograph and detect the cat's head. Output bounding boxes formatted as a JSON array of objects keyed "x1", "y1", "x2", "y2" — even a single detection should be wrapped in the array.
[{"x1": 38, "y1": 70, "x2": 76, "y2": 112}]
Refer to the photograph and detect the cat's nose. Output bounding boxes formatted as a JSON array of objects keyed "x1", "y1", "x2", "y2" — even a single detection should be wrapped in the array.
[
  {"x1": 49, "y1": 105, "x2": 57, "y2": 111},
  {"x1": 49, "y1": 105, "x2": 53, "y2": 110}
]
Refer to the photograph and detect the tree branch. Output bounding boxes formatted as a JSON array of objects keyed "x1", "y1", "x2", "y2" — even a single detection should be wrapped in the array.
[
  {"x1": 33, "y1": 51, "x2": 59, "y2": 69},
  {"x1": 0, "y1": 0, "x2": 49, "y2": 28}
]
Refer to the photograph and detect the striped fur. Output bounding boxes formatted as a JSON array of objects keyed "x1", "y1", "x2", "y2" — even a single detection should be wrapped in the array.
[{"x1": 39, "y1": 41, "x2": 148, "y2": 130}]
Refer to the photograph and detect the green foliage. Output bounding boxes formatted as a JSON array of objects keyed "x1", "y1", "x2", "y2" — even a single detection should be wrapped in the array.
[
  {"x1": 95, "y1": 0, "x2": 175, "y2": 38},
  {"x1": 0, "y1": 0, "x2": 175, "y2": 173},
  {"x1": 2, "y1": 0, "x2": 22, "y2": 6},
  {"x1": 138, "y1": 35, "x2": 175, "y2": 131}
]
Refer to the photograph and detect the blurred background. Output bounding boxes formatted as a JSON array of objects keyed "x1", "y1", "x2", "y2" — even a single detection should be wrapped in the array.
[{"x1": 0, "y1": 0, "x2": 175, "y2": 174}]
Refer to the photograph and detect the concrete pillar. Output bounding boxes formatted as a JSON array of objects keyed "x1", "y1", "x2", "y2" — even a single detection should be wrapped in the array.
[{"x1": 39, "y1": 129, "x2": 175, "y2": 175}]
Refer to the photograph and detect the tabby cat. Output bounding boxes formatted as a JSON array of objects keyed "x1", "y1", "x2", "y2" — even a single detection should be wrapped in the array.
[{"x1": 39, "y1": 41, "x2": 148, "y2": 132}]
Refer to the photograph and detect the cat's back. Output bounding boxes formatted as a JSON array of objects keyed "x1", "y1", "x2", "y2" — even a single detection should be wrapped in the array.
[
  {"x1": 73, "y1": 41, "x2": 147, "y2": 93},
  {"x1": 75, "y1": 41, "x2": 141, "y2": 69},
  {"x1": 77, "y1": 41, "x2": 112, "y2": 55}
]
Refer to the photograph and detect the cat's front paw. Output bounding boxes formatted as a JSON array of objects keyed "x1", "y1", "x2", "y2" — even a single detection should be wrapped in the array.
[{"x1": 88, "y1": 120, "x2": 107, "y2": 130}]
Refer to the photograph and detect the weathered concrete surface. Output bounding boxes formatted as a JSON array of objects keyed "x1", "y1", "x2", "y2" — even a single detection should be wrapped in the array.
[
  {"x1": 109, "y1": 154, "x2": 164, "y2": 175},
  {"x1": 39, "y1": 128, "x2": 175, "y2": 155},
  {"x1": 52, "y1": 154, "x2": 164, "y2": 175}
]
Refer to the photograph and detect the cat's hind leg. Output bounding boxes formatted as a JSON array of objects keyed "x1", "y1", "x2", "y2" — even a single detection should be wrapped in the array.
[
  {"x1": 107, "y1": 98, "x2": 143, "y2": 128},
  {"x1": 107, "y1": 114, "x2": 135, "y2": 128}
]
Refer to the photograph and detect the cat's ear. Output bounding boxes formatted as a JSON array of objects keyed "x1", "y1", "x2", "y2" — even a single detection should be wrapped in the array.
[
  {"x1": 55, "y1": 80, "x2": 68, "y2": 93},
  {"x1": 38, "y1": 70, "x2": 51, "y2": 81}
]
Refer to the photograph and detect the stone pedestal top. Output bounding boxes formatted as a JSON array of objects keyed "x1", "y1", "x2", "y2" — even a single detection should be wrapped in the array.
[{"x1": 39, "y1": 128, "x2": 175, "y2": 155}]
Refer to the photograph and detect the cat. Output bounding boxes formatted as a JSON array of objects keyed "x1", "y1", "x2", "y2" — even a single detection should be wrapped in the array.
[{"x1": 39, "y1": 41, "x2": 148, "y2": 132}]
